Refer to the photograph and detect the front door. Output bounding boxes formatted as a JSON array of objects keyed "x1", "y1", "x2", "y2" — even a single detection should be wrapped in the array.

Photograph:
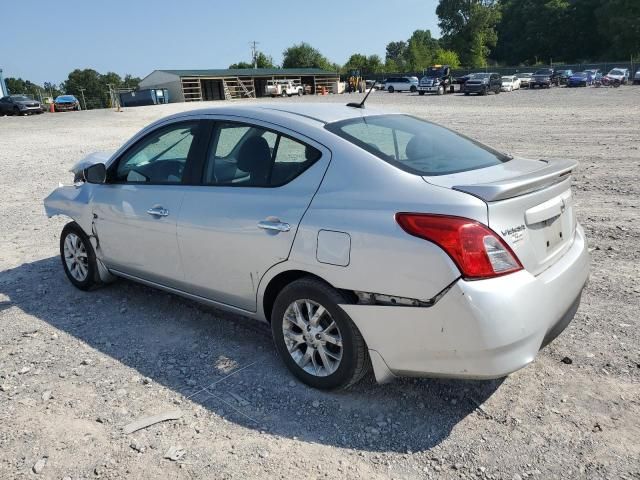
[
  {"x1": 92, "y1": 120, "x2": 204, "y2": 287},
  {"x1": 177, "y1": 120, "x2": 330, "y2": 311}
]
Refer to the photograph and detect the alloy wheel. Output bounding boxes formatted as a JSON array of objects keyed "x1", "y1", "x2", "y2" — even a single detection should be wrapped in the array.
[
  {"x1": 63, "y1": 233, "x2": 89, "y2": 281},
  {"x1": 282, "y1": 299, "x2": 343, "y2": 377}
]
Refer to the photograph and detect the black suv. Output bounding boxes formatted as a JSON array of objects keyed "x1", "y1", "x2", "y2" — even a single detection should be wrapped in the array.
[
  {"x1": 530, "y1": 69, "x2": 560, "y2": 88},
  {"x1": 462, "y1": 73, "x2": 502, "y2": 95}
]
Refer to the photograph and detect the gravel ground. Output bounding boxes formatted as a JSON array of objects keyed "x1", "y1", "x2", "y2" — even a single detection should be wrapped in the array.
[{"x1": 1, "y1": 87, "x2": 639, "y2": 480}]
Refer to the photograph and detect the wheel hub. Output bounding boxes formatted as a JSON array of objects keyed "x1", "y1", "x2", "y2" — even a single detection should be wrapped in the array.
[{"x1": 282, "y1": 299, "x2": 343, "y2": 377}]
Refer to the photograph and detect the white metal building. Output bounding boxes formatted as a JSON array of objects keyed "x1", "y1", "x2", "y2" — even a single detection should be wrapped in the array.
[{"x1": 138, "y1": 68, "x2": 339, "y2": 103}]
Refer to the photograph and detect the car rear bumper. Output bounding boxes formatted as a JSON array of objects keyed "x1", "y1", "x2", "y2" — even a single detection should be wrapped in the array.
[{"x1": 340, "y1": 224, "x2": 590, "y2": 383}]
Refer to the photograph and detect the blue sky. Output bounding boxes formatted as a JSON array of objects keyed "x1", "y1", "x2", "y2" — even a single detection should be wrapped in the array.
[{"x1": 1, "y1": 0, "x2": 440, "y2": 85}]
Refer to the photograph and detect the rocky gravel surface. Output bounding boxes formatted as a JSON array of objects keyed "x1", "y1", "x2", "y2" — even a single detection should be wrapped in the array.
[{"x1": 1, "y1": 87, "x2": 639, "y2": 479}]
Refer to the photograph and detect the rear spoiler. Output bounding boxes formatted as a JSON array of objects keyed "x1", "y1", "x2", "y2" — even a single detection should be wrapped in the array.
[{"x1": 453, "y1": 158, "x2": 578, "y2": 202}]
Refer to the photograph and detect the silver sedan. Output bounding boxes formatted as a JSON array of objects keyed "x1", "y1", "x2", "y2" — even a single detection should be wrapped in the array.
[{"x1": 44, "y1": 104, "x2": 590, "y2": 390}]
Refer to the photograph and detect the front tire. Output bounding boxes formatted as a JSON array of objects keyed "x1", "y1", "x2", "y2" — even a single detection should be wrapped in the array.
[
  {"x1": 60, "y1": 222, "x2": 100, "y2": 291},
  {"x1": 387, "y1": 86, "x2": 394, "y2": 93},
  {"x1": 418, "y1": 91, "x2": 425, "y2": 96},
  {"x1": 410, "y1": 85, "x2": 417, "y2": 93},
  {"x1": 271, "y1": 278, "x2": 369, "y2": 390},
  {"x1": 437, "y1": 85, "x2": 444, "y2": 95}
]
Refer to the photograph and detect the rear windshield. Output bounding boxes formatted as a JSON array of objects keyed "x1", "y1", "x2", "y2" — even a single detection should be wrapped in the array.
[{"x1": 325, "y1": 114, "x2": 510, "y2": 176}]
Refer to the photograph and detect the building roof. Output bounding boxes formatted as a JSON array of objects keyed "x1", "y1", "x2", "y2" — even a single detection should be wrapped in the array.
[{"x1": 155, "y1": 68, "x2": 338, "y2": 78}]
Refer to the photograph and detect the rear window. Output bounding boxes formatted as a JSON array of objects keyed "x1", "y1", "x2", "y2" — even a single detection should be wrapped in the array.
[{"x1": 325, "y1": 115, "x2": 510, "y2": 176}]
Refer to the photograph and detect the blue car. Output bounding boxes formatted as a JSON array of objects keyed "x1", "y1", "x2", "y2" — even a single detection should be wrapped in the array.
[{"x1": 567, "y1": 71, "x2": 593, "y2": 87}]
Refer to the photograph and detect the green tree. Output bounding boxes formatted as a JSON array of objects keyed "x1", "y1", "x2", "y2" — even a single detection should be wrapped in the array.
[
  {"x1": 385, "y1": 41, "x2": 407, "y2": 71},
  {"x1": 282, "y1": 42, "x2": 332, "y2": 70},
  {"x1": 5, "y1": 77, "x2": 41, "y2": 97},
  {"x1": 433, "y1": 49, "x2": 461, "y2": 68},
  {"x1": 596, "y1": 0, "x2": 640, "y2": 59},
  {"x1": 229, "y1": 51, "x2": 276, "y2": 69},
  {"x1": 436, "y1": 0, "x2": 501, "y2": 67},
  {"x1": 405, "y1": 30, "x2": 440, "y2": 71}
]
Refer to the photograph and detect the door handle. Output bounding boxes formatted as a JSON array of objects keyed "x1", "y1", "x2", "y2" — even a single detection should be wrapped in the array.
[
  {"x1": 258, "y1": 219, "x2": 291, "y2": 232},
  {"x1": 146, "y1": 206, "x2": 169, "y2": 217}
]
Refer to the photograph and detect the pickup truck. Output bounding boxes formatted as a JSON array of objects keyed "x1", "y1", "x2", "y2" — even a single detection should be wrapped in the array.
[{"x1": 265, "y1": 80, "x2": 303, "y2": 97}]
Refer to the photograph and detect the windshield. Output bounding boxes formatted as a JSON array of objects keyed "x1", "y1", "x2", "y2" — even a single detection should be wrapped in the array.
[
  {"x1": 517, "y1": 73, "x2": 532, "y2": 78},
  {"x1": 609, "y1": 69, "x2": 624, "y2": 75},
  {"x1": 57, "y1": 95, "x2": 76, "y2": 101},
  {"x1": 11, "y1": 95, "x2": 31, "y2": 101},
  {"x1": 425, "y1": 68, "x2": 445, "y2": 77},
  {"x1": 325, "y1": 115, "x2": 510, "y2": 177},
  {"x1": 534, "y1": 70, "x2": 552, "y2": 75},
  {"x1": 472, "y1": 73, "x2": 490, "y2": 79},
  {"x1": 501, "y1": 76, "x2": 513, "y2": 81},
  {"x1": 574, "y1": 72, "x2": 587, "y2": 77}
]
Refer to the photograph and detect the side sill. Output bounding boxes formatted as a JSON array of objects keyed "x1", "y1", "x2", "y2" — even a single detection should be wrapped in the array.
[{"x1": 108, "y1": 269, "x2": 262, "y2": 321}]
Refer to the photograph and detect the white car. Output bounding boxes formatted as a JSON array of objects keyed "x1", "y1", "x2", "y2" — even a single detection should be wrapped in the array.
[
  {"x1": 501, "y1": 75, "x2": 521, "y2": 92},
  {"x1": 517, "y1": 73, "x2": 533, "y2": 88},
  {"x1": 44, "y1": 104, "x2": 590, "y2": 390},
  {"x1": 383, "y1": 76, "x2": 419, "y2": 93},
  {"x1": 606, "y1": 68, "x2": 630, "y2": 84}
]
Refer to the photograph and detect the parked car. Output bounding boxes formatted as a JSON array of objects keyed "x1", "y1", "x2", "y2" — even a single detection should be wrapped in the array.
[
  {"x1": 605, "y1": 68, "x2": 630, "y2": 85},
  {"x1": 265, "y1": 80, "x2": 303, "y2": 97},
  {"x1": 555, "y1": 69, "x2": 574, "y2": 85},
  {"x1": 567, "y1": 71, "x2": 593, "y2": 87},
  {"x1": 530, "y1": 69, "x2": 557, "y2": 88},
  {"x1": 585, "y1": 69, "x2": 602, "y2": 82},
  {"x1": 0, "y1": 95, "x2": 44, "y2": 115},
  {"x1": 384, "y1": 76, "x2": 419, "y2": 93},
  {"x1": 463, "y1": 73, "x2": 502, "y2": 95},
  {"x1": 634, "y1": 69, "x2": 640, "y2": 85},
  {"x1": 43, "y1": 104, "x2": 590, "y2": 390},
  {"x1": 54, "y1": 95, "x2": 81, "y2": 112},
  {"x1": 417, "y1": 65, "x2": 453, "y2": 95},
  {"x1": 455, "y1": 74, "x2": 474, "y2": 86},
  {"x1": 500, "y1": 75, "x2": 521, "y2": 92},
  {"x1": 516, "y1": 73, "x2": 533, "y2": 88}
]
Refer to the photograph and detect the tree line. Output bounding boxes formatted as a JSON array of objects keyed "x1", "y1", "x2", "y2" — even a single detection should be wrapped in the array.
[
  {"x1": 229, "y1": 0, "x2": 639, "y2": 73},
  {"x1": 4, "y1": 69, "x2": 141, "y2": 109}
]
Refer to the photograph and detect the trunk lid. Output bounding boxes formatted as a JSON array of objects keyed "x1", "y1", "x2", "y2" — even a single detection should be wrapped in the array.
[{"x1": 424, "y1": 157, "x2": 578, "y2": 276}]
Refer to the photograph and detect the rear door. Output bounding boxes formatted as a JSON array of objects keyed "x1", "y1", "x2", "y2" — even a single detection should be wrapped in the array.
[
  {"x1": 177, "y1": 119, "x2": 331, "y2": 311},
  {"x1": 92, "y1": 120, "x2": 205, "y2": 287}
]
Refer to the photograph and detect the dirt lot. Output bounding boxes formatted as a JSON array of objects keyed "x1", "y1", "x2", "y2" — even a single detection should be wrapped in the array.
[{"x1": 1, "y1": 87, "x2": 639, "y2": 480}]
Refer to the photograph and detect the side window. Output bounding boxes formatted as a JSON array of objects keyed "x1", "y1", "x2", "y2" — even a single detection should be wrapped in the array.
[
  {"x1": 113, "y1": 122, "x2": 198, "y2": 183},
  {"x1": 271, "y1": 136, "x2": 321, "y2": 185},
  {"x1": 203, "y1": 122, "x2": 321, "y2": 187}
]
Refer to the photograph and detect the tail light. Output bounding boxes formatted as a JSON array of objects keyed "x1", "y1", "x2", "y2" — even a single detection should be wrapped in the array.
[{"x1": 395, "y1": 213, "x2": 523, "y2": 280}]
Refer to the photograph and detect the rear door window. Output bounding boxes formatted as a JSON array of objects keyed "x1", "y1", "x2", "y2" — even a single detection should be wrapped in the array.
[
  {"x1": 326, "y1": 114, "x2": 510, "y2": 176},
  {"x1": 203, "y1": 122, "x2": 321, "y2": 187}
]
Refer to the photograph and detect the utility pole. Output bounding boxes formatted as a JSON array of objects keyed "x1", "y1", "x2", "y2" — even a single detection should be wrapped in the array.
[
  {"x1": 250, "y1": 40, "x2": 260, "y2": 68},
  {"x1": 78, "y1": 87, "x2": 87, "y2": 111}
]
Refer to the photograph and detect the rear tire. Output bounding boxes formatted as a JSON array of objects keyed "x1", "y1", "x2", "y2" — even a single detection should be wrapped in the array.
[
  {"x1": 387, "y1": 86, "x2": 394, "y2": 93},
  {"x1": 271, "y1": 277, "x2": 369, "y2": 390},
  {"x1": 60, "y1": 222, "x2": 101, "y2": 291}
]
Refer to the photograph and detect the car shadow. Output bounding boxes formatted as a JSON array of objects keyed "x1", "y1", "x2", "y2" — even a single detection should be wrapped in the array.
[{"x1": 0, "y1": 256, "x2": 503, "y2": 453}]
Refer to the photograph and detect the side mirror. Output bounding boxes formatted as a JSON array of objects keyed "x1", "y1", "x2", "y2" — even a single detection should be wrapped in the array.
[{"x1": 83, "y1": 163, "x2": 106, "y2": 184}]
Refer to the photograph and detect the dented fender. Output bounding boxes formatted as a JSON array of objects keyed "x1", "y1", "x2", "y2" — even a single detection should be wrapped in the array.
[{"x1": 44, "y1": 184, "x2": 95, "y2": 234}]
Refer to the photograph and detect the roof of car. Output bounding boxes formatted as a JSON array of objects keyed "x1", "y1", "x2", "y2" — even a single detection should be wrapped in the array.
[{"x1": 167, "y1": 103, "x2": 390, "y2": 127}]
